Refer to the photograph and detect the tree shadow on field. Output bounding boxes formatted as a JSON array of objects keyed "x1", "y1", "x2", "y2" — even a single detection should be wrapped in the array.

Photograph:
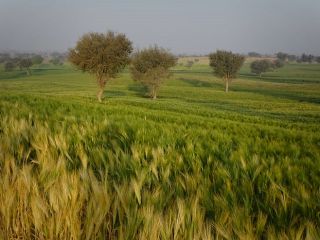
[
  {"x1": 127, "y1": 83, "x2": 149, "y2": 98},
  {"x1": 179, "y1": 78, "x2": 222, "y2": 89},
  {"x1": 295, "y1": 66, "x2": 320, "y2": 72},
  {"x1": 239, "y1": 73, "x2": 320, "y2": 84},
  {"x1": 0, "y1": 70, "x2": 28, "y2": 80},
  {"x1": 31, "y1": 68, "x2": 66, "y2": 74},
  {"x1": 171, "y1": 70, "x2": 212, "y2": 75},
  {"x1": 233, "y1": 87, "x2": 320, "y2": 104},
  {"x1": 0, "y1": 68, "x2": 66, "y2": 80},
  {"x1": 104, "y1": 90, "x2": 127, "y2": 98}
]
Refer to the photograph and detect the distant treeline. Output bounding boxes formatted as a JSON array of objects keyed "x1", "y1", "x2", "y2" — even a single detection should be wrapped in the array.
[
  {"x1": 1, "y1": 51, "x2": 319, "y2": 67},
  {"x1": 248, "y1": 51, "x2": 320, "y2": 63},
  {"x1": 0, "y1": 52, "x2": 68, "y2": 73},
  {"x1": 1, "y1": 44, "x2": 319, "y2": 99},
  {"x1": 165, "y1": 52, "x2": 320, "y2": 63}
]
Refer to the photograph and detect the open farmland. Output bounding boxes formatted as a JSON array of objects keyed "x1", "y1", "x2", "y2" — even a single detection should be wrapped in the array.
[{"x1": 0, "y1": 61, "x2": 320, "y2": 239}]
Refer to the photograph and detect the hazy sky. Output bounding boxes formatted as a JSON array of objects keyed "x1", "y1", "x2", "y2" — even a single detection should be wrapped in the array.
[{"x1": 0, "y1": 0, "x2": 319, "y2": 54}]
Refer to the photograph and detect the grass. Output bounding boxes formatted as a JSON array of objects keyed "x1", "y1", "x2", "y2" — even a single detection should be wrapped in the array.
[{"x1": 0, "y1": 61, "x2": 320, "y2": 239}]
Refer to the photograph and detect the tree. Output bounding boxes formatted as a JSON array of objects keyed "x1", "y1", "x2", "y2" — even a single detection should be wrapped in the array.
[
  {"x1": 185, "y1": 60, "x2": 194, "y2": 68},
  {"x1": 0, "y1": 53, "x2": 10, "y2": 63},
  {"x1": 4, "y1": 62, "x2": 15, "y2": 72},
  {"x1": 272, "y1": 59, "x2": 284, "y2": 69},
  {"x1": 250, "y1": 59, "x2": 273, "y2": 78},
  {"x1": 32, "y1": 55, "x2": 44, "y2": 65},
  {"x1": 248, "y1": 52, "x2": 261, "y2": 57},
  {"x1": 50, "y1": 52, "x2": 67, "y2": 64},
  {"x1": 18, "y1": 58, "x2": 33, "y2": 75},
  {"x1": 308, "y1": 55, "x2": 315, "y2": 63},
  {"x1": 50, "y1": 58, "x2": 63, "y2": 65},
  {"x1": 209, "y1": 50, "x2": 245, "y2": 93},
  {"x1": 316, "y1": 56, "x2": 320, "y2": 64},
  {"x1": 287, "y1": 55, "x2": 297, "y2": 62},
  {"x1": 69, "y1": 31, "x2": 132, "y2": 102},
  {"x1": 130, "y1": 46, "x2": 176, "y2": 99},
  {"x1": 11, "y1": 58, "x2": 21, "y2": 70},
  {"x1": 276, "y1": 52, "x2": 288, "y2": 61},
  {"x1": 300, "y1": 53, "x2": 314, "y2": 63}
]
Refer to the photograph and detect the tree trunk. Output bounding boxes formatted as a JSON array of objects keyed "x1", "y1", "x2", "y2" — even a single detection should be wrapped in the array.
[
  {"x1": 97, "y1": 87, "x2": 104, "y2": 102},
  {"x1": 225, "y1": 79, "x2": 229, "y2": 93},
  {"x1": 97, "y1": 76, "x2": 106, "y2": 102},
  {"x1": 151, "y1": 86, "x2": 157, "y2": 100},
  {"x1": 152, "y1": 92, "x2": 157, "y2": 100}
]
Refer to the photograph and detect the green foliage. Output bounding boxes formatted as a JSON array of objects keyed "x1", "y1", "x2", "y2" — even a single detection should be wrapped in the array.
[
  {"x1": 4, "y1": 61, "x2": 15, "y2": 72},
  {"x1": 0, "y1": 62, "x2": 320, "y2": 239},
  {"x1": 248, "y1": 52, "x2": 261, "y2": 57},
  {"x1": 273, "y1": 59, "x2": 285, "y2": 69},
  {"x1": 18, "y1": 58, "x2": 33, "y2": 75},
  {"x1": 299, "y1": 54, "x2": 314, "y2": 63},
  {"x1": 0, "y1": 53, "x2": 10, "y2": 63},
  {"x1": 69, "y1": 31, "x2": 133, "y2": 102},
  {"x1": 287, "y1": 54, "x2": 297, "y2": 62},
  {"x1": 250, "y1": 59, "x2": 273, "y2": 77},
  {"x1": 209, "y1": 50, "x2": 245, "y2": 92},
  {"x1": 276, "y1": 52, "x2": 288, "y2": 61},
  {"x1": 31, "y1": 55, "x2": 44, "y2": 65},
  {"x1": 50, "y1": 58, "x2": 63, "y2": 65},
  {"x1": 130, "y1": 46, "x2": 176, "y2": 99},
  {"x1": 185, "y1": 60, "x2": 194, "y2": 68}
]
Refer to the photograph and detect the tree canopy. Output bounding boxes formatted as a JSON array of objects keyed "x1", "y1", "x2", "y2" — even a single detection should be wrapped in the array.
[
  {"x1": 273, "y1": 59, "x2": 284, "y2": 68},
  {"x1": 0, "y1": 53, "x2": 10, "y2": 64},
  {"x1": 31, "y1": 55, "x2": 44, "y2": 65},
  {"x1": 248, "y1": 52, "x2": 261, "y2": 57},
  {"x1": 185, "y1": 60, "x2": 194, "y2": 69},
  {"x1": 18, "y1": 58, "x2": 33, "y2": 75},
  {"x1": 69, "y1": 31, "x2": 133, "y2": 102},
  {"x1": 276, "y1": 52, "x2": 288, "y2": 61},
  {"x1": 299, "y1": 54, "x2": 314, "y2": 63},
  {"x1": 130, "y1": 46, "x2": 176, "y2": 99},
  {"x1": 209, "y1": 50, "x2": 245, "y2": 92},
  {"x1": 4, "y1": 62, "x2": 15, "y2": 72},
  {"x1": 250, "y1": 59, "x2": 273, "y2": 78},
  {"x1": 50, "y1": 58, "x2": 63, "y2": 66}
]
